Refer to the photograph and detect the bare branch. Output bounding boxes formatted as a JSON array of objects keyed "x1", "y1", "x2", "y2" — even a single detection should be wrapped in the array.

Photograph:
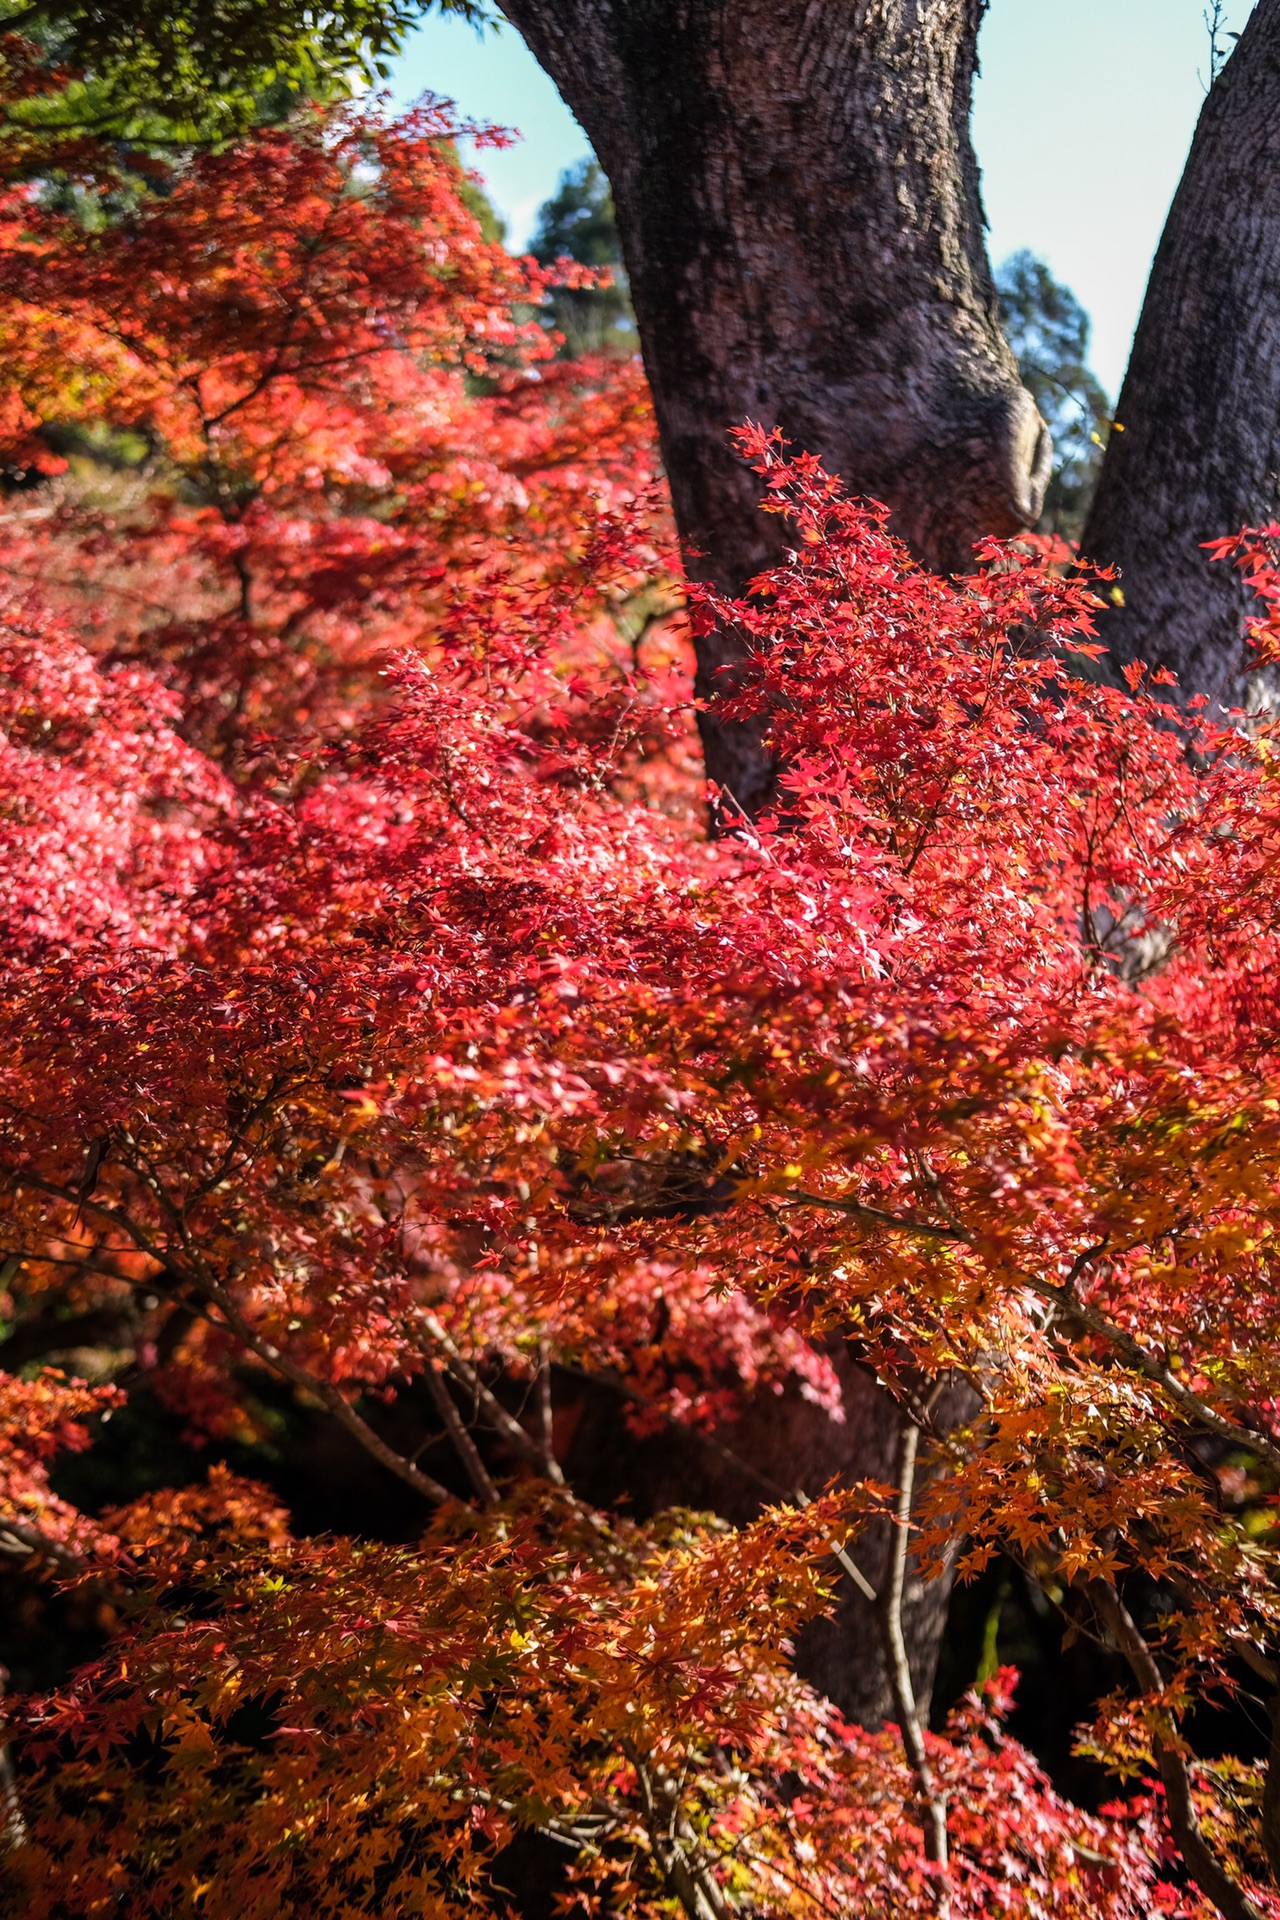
[
  {"x1": 0, "y1": 1516, "x2": 83, "y2": 1576},
  {"x1": 425, "y1": 1362, "x2": 499, "y2": 1507},
  {"x1": 197, "y1": 1279, "x2": 457, "y2": 1509},
  {"x1": 879, "y1": 1421, "x2": 950, "y2": 1893},
  {"x1": 627, "y1": 1744, "x2": 733, "y2": 1920},
  {"x1": 419, "y1": 1312, "x2": 565, "y2": 1486},
  {"x1": 1088, "y1": 1578, "x2": 1264, "y2": 1920},
  {"x1": 782, "y1": 1191, "x2": 966, "y2": 1242}
]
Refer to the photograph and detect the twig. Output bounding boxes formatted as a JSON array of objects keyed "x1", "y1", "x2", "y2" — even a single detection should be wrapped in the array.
[
  {"x1": 425, "y1": 1362, "x2": 499, "y2": 1507},
  {"x1": 537, "y1": 1341, "x2": 556, "y2": 1467},
  {"x1": 0, "y1": 1516, "x2": 83, "y2": 1576},
  {"x1": 1031, "y1": 1277, "x2": 1280, "y2": 1481},
  {"x1": 1088, "y1": 1577, "x2": 1264, "y2": 1920},
  {"x1": 4, "y1": 1171, "x2": 460, "y2": 1506},
  {"x1": 419, "y1": 1312, "x2": 565, "y2": 1486},
  {"x1": 880, "y1": 1421, "x2": 950, "y2": 1895},
  {"x1": 1201, "y1": 1, "x2": 1233, "y2": 89},
  {"x1": 792, "y1": 1489, "x2": 880, "y2": 1604},
  {"x1": 204, "y1": 1281, "x2": 457, "y2": 1508}
]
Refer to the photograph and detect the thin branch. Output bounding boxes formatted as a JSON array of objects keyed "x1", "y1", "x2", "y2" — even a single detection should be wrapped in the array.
[
  {"x1": 792, "y1": 1489, "x2": 879, "y2": 1604},
  {"x1": 536, "y1": 1341, "x2": 556, "y2": 1467},
  {"x1": 1087, "y1": 1578, "x2": 1264, "y2": 1920},
  {"x1": 782, "y1": 1190, "x2": 966, "y2": 1241},
  {"x1": 3, "y1": 1173, "x2": 457, "y2": 1508},
  {"x1": 1031, "y1": 1277, "x2": 1280, "y2": 1480},
  {"x1": 419, "y1": 1311, "x2": 564, "y2": 1486},
  {"x1": 627, "y1": 1744, "x2": 732, "y2": 1920},
  {"x1": 425, "y1": 1362, "x2": 498, "y2": 1507},
  {"x1": 880, "y1": 1421, "x2": 950, "y2": 1892},
  {"x1": 202, "y1": 1280, "x2": 457, "y2": 1508},
  {"x1": 780, "y1": 1185, "x2": 1280, "y2": 1476}
]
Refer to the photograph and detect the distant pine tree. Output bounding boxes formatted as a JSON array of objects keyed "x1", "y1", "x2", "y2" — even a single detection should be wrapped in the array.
[
  {"x1": 997, "y1": 251, "x2": 1111, "y2": 545},
  {"x1": 531, "y1": 157, "x2": 635, "y2": 356}
]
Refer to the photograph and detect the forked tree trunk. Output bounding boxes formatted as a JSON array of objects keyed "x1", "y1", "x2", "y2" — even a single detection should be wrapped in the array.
[
  {"x1": 500, "y1": 0, "x2": 1050, "y2": 811},
  {"x1": 1083, "y1": 0, "x2": 1280, "y2": 708}
]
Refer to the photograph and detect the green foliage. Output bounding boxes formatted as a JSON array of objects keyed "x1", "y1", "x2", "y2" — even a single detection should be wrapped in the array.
[
  {"x1": 0, "y1": 0, "x2": 483, "y2": 153},
  {"x1": 454, "y1": 163, "x2": 506, "y2": 246},
  {"x1": 531, "y1": 156, "x2": 635, "y2": 357},
  {"x1": 996, "y1": 250, "x2": 1112, "y2": 544}
]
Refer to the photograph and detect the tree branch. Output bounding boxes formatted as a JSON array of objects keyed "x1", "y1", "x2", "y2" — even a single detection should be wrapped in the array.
[
  {"x1": 424, "y1": 1361, "x2": 498, "y2": 1507},
  {"x1": 418, "y1": 1311, "x2": 565, "y2": 1486},
  {"x1": 783, "y1": 1191, "x2": 967, "y2": 1242},
  {"x1": 880, "y1": 1421, "x2": 950, "y2": 1892},
  {"x1": 194, "y1": 1276, "x2": 458, "y2": 1509},
  {"x1": 2, "y1": 1172, "x2": 458, "y2": 1508},
  {"x1": 0, "y1": 1666, "x2": 24, "y2": 1856},
  {"x1": 1087, "y1": 1577, "x2": 1265, "y2": 1920},
  {"x1": 0, "y1": 1304, "x2": 134, "y2": 1369},
  {"x1": 1034, "y1": 1278, "x2": 1280, "y2": 1481},
  {"x1": 782, "y1": 1187, "x2": 1280, "y2": 1477},
  {"x1": 0, "y1": 1515, "x2": 83, "y2": 1576}
]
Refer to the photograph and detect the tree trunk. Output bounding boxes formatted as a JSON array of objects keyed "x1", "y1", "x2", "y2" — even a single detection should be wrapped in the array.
[
  {"x1": 500, "y1": 0, "x2": 1050, "y2": 810},
  {"x1": 1083, "y1": 0, "x2": 1280, "y2": 709}
]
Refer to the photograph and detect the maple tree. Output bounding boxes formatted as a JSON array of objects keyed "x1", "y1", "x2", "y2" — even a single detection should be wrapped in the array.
[
  {"x1": 3, "y1": 90, "x2": 1280, "y2": 1920},
  {"x1": 0, "y1": 98, "x2": 666, "y2": 769}
]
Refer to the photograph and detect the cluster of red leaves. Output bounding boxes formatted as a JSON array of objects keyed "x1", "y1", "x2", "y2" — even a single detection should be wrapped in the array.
[
  {"x1": 0, "y1": 98, "x2": 680, "y2": 780},
  {"x1": 2, "y1": 93, "x2": 1280, "y2": 1920},
  {"x1": 0, "y1": 597, "x2": 227, "y2": 957},
  {"x1": 0, "y1": 1369, "x2": 121, "y2": 1569}
]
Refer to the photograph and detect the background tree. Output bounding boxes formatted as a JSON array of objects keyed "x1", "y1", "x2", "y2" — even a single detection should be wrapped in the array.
[
  {"x1": 0, "y1": 101, "x2": 666, "y2": 765},
  {"x1": 13, "y1": 0, "x2": 1280, "y2": 727},
  {"x1": 531, "y1": 156, "x2": 635, "y2": 356},
  {"x1": 1083, "y1": 0, "x2": 1280, "y2": 708},
  {"x1": 996, "y1": 250, "x2": 1111, "y2": 546},
  {"x1": 0, "y1": 0, "x2": 461, "y2": 151}
]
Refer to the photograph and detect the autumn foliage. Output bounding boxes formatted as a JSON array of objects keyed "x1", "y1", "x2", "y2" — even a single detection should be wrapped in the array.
[{"x1": 2, "y1": 90, "x2": 1280, "y2": 1920}]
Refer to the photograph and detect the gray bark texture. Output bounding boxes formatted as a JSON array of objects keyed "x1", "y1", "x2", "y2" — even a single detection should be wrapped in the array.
[
  {"x1": 499, "y1": 0, "x2": 1050, "y2": 810},
  {"x1": 1083, "y1": 0, "x2": 1280, "y2": 709}
]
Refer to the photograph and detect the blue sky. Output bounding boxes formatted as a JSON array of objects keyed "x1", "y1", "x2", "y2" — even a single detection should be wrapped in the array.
[{"x1": 390, "y1": 1, "x2": 1258, "y2": 399}]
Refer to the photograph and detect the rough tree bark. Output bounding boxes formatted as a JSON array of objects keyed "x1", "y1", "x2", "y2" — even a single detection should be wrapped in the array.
[
  {"x1": 1083, "y1": 0, "x2": 1280, "y2": 708},
  {"x1": 499, "y1": 0, "x2": 1050, "y2": 810}
]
